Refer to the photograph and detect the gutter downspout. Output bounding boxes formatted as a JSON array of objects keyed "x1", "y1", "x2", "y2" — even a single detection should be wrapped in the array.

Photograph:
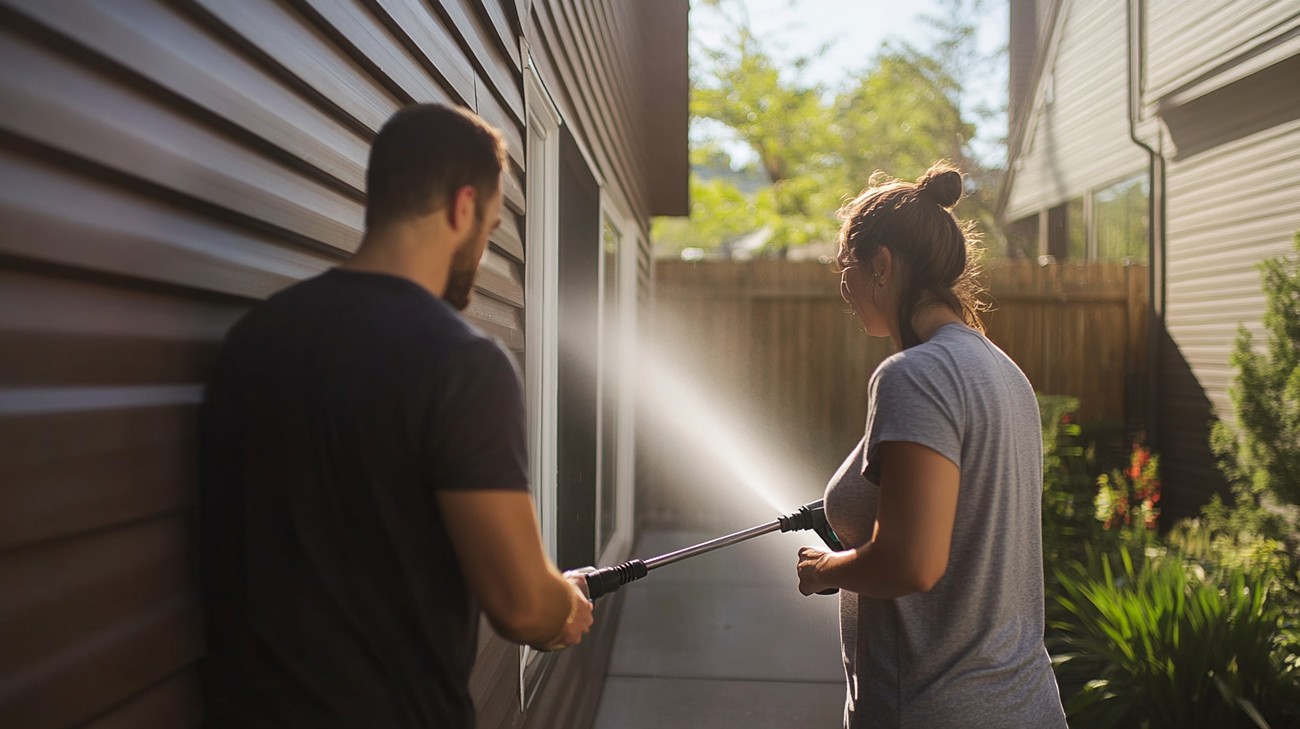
[{"x1": 1127, "y1": 0, "x2": 1166, "y2": 447}]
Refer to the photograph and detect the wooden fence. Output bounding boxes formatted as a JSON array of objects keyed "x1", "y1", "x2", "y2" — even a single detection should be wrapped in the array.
[{"x1": 637, "y1": 259, "x2": 1148, "y2": 528}]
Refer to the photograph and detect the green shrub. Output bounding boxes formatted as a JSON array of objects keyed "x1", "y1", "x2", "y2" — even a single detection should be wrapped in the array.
[
  {"x1": 1049, "y1": 550, "x2": 1300, "y2": 728},
  {"x1": 1040, "y1": 394, "x2": 1098, "y2": 567},
  {"x1": 1210, "y1": 232, "x2": 1300, "y2": 530}
]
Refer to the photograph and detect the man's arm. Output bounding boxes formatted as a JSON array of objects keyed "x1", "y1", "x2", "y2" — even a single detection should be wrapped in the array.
[
  {"x1": 438, "y1": 490, "x2": 593, "y2": 648},
  {"x1": 797, "y1": 441, "x2": 960, "y2": 598}
]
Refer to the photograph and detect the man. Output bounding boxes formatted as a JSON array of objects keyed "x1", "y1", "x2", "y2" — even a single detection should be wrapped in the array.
[{"x1": 199, "y1": 104, "x2": 593, "y2": 728}]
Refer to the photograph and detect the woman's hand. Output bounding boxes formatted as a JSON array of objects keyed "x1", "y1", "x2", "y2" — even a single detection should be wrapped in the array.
[{"x1": 797, "y1": 545, "x2": 833, "y2": 596}]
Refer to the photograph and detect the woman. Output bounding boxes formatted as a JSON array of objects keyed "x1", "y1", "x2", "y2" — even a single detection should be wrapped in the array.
[{"x1": 795, "y1": 162, "x2": 1067, "y2": 728}]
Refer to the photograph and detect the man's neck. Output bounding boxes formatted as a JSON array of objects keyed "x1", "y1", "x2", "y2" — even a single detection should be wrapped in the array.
[{"x1": 343, "y1": 222, "x2": 453, "y2": 298}]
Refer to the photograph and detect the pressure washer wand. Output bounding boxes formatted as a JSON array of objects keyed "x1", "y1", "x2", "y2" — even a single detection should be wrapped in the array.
[{"x1": 576, "y1": 499, "x2": 842, "y2": 601}]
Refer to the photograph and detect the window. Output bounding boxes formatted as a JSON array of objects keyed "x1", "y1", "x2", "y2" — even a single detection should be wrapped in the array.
[
  {"x1": 1034, "y1": 173, "x2": 1149, "y2": 263},
  {"x1": 555, "y1": 127, "x2": 601, "y2": 573},
  {"x1": 1007, "y1": 214, "x2": 1040, "y2": 260},
  {"x1": 1046, "y1": 203, "x2": 1068, "y2": 261},
  {"x1": 1066, "y1": 197, "x2": 1087, "y2": 261},
  {"x1": 1094, "y1": 174, "x2": 1149, "y2": 263},
  {"x1": 598, "y1": 214, "x2": 620, "y2": 556}
]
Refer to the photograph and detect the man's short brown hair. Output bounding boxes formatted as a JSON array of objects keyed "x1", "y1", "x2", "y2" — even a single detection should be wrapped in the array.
[{"x1": 365, "y1": 104, "x2": 508, "y2": 232}]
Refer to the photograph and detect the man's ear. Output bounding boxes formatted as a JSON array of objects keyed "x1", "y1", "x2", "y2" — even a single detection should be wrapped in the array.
[{"x1": 448, "y1": 185, "x2": 477, "y2": 233}]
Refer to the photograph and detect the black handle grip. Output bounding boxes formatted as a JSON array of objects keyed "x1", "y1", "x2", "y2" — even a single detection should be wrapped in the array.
[
  {"x1": 782, "y1": 501, "x2": 842, "y2": 596},
  {"x1": 580, "y1": 559, "x2": 648, "y2": 601}
]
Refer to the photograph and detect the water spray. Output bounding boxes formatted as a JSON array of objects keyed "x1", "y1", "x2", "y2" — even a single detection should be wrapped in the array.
[{"x1": 574, "y1": 499, "x2": 844, "y2": 600}]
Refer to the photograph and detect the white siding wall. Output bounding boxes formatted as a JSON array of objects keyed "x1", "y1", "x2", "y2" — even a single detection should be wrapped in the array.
[
  {"x1": 1164, "y1": 118, "x2": 1300, "y2": 423},
  {"x1": 1146, "y1": 0, "x2": 1299, "y2": 101},
  {"x1": 1006, "y1": 0, "x2": 1149, "y2": 221}
]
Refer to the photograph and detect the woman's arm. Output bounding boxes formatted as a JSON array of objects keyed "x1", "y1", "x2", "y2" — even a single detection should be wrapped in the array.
[{"x1": 797, "y1": 440, "x2": 960, "y2": 598}]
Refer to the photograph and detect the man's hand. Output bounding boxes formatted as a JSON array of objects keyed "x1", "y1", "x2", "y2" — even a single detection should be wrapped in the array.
[
  {"x1": 438, "y1": 491, "x2": 591, "y2": 648},
  {"x1": 542, "y1": 573, "x2": 595, "y2": 649}
]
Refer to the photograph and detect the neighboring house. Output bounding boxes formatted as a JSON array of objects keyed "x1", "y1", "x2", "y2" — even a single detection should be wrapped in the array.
[
  {"x1": 1000, "y1": 0, "x2": 1300, "y2": 518},
  {"x1": 0, "y1": 2, "x2": 686, "y2": 728}
]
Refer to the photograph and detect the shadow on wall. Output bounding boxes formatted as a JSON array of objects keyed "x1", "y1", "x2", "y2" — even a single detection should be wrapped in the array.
[
  {"x1": 1163, "y1": 54, "x2": 1300, "y2": 161},
  {"x1": 1154, "y1": 326, "x2": 1230, "y2": 523}
]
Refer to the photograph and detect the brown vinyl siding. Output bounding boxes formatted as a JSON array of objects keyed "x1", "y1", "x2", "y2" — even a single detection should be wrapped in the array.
[
  {"x1": 3, "y1": 0, "x2": 687, "y2": 726},
  {"x1": 0, "y1": 1, "x2": 528, "y2": 725}
]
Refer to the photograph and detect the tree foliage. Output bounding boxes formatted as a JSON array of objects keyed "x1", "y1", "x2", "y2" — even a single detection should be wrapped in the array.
[{"x1": 656, "y1": 0, "x2": 1004, "y2": 256}]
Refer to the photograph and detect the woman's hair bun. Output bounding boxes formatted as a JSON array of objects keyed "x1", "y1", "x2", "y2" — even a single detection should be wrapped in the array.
[{"x1": 917, "y1": 163, "x2": 963, "y2": 209}]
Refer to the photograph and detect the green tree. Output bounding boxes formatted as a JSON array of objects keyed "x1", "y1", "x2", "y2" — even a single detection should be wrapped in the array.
[
  {"x1": 657, "y1": 0, "x2": 1002, "y2": 256},
  {"x1": 1210, "y1": 232, "x2": 1300, "y2": 531}
]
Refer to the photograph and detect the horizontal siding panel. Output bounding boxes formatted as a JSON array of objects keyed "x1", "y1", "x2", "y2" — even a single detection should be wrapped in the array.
[
  {"x1": 1147, "y1": 0, "x2": 1299, "y2": 99},
  {"x1": 1, "y1": 516, "x2": 192, "y2": 674},
  {"x1": 0, "y1": 406, "x2": 198, "y2": 550},
  {"x1": 0, "y1": 270, "x2": 240, "y2": 342},
  {"x1": 0, "y1": 28, "x2": 364, "y2": 253},
  {"x1": 464, "y1": 292, "x2": 525, "y2": 351},
  {"x1": 14, "y1": 0, "x2": 370, "y2": 194},
  {"x1": 0, "y1": 150, "x2": 335, "y2": 300},
  {"x1": 502, "y1": 161, "x2": 526, "y2": 215},
  {"x1": 0, "y1": 591, "x2": 201, "y2": 729},
  {"x1": 193, "y1": 0, "x2": 402, "y2": 134},
  {"x1": 476, "y1": 249, "x2": 525, "y2": 308},
  {"x1": 493, "y1": 207, "x2": 525, "y2": 262},
  {"x1": 1165, "y1": 285, "x2": 1286, "y2": 325}
]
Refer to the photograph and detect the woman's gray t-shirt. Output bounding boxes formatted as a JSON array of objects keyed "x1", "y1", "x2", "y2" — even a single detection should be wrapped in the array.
[{"x1": 824, "y1": 323, "x2": 1067, "y2": 729}]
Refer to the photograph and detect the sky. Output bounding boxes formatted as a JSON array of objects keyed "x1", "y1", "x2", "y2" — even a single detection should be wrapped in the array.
[{"x1": 689, "y1": 0, "x2": 1009, "y2": 167}]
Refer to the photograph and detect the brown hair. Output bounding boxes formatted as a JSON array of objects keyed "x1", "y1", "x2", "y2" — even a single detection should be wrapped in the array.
[
  {"x1": 365, "y1": 104, "x2": 508, "y2": 232},
  {"x1": 836, "y1": 160, "x2": 987, "y2": 349}
]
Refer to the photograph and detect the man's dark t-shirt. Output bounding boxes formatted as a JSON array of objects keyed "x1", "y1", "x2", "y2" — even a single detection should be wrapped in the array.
[{"x1": 198, "y1": 269, "x2": 528, "y2": 728}]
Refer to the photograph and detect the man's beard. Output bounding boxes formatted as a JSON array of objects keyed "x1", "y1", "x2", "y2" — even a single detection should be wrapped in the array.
[{"x1": 443, "y1": 218, "x2": 483, "y2": 311}]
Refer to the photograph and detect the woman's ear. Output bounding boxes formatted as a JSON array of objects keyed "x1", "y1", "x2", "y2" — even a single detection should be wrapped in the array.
[{"x1": 872, "y1": 246, "x2": 895, "y2": 285}]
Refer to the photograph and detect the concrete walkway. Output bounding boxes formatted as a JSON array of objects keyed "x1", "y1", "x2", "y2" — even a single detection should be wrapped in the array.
[{"x1": 592, "y1": 528, "x2": 845, "y2": 728}]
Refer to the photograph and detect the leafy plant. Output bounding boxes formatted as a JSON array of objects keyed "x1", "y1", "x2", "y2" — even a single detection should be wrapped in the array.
[
  {"x1": 1040, "y1": 395, "x2": 1095, "y2": 564},
  {"x1": 1210, "y1": 231, "x2": 1300, "y2": 527},
  {"x1": 1050, "y1": 550, "x2": 1300, "y2": 728}
]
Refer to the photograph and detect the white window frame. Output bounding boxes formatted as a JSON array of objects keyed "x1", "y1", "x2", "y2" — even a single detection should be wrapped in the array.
[
  {"x1": 520, "y1": 42, "x2": 562, "y2": 708},
  {"x1": 595, "y1": 193, "x2": 637, "y2": 566}
]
